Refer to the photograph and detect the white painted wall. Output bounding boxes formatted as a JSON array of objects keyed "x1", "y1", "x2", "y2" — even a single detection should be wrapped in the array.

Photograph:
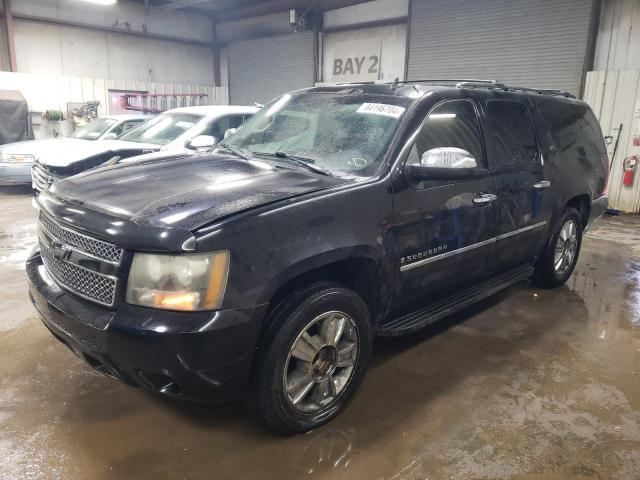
[
  {"x1": 14, "y1": 19, "x2": 215, "y2": 84},
  {"x1": 9, "y1": 0, "x2": 216, "y2": 86},
  {"x1": 322, "y1": 24, "x2": 407, "y2": 83},
  {"x1": 323, "y1": 0, "x2": 408, "y2": 29},
  {"x1": 594, "y1": 0, "x2": 640, "y2": 71}
]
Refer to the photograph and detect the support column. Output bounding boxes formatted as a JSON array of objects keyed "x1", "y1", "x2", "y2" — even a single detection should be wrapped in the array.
[{"x1": 3, "y1": 0, "x2": 17, "y2": 71}]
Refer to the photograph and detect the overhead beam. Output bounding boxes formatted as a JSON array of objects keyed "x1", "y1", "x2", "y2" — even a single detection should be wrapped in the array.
[
  {"x1": 161, "y1": 0, "x2": 214, "y2": 10},
  {"x1": 213, "y1": 0, "x2": 366, "y2": 22}
]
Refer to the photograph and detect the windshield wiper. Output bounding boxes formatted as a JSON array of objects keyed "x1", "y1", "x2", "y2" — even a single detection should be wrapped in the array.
[
  {"x1": 218, "y1": 142, "x2": 252, "y2": 161},
  {"x1": 255, "y1": 151, "x2": 333, "y2": 176}
]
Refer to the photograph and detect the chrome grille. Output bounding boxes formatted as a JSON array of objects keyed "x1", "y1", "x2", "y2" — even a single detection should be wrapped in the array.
[
  {"x1": 31, "y1": 163, "x2": 56, "y2": 192},
  {"x1": 39, "y1": 213, "x2": 123, "y2": 264},
  {"x1": 40, "y1": 240, "x2": 117, "y2": 306}
]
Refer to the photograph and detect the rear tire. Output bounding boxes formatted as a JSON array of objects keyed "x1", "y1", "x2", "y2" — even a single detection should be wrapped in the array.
[
  {"x1": 248, "y1": 282, "x2": 372, "y2": 435},
  {"x1": 533, "y1": 207, "x2": 582, "y2": 287}
]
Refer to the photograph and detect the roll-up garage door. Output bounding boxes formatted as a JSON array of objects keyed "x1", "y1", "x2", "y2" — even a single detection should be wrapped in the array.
[
  {"x1": 408, "y1": 0, "x2": 596, "y2": 96},
  {"x1": 228, "y1": 32, "x2": 314, "y2": 105}
]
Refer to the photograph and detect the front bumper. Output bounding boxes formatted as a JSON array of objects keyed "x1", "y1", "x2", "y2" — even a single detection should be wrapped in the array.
[
  {"x1": 27, "y1": 250, "x2": 266, "y2": 402},
  {"x1": 0, "y1": 161, "x2": 32, "y2": 185}
]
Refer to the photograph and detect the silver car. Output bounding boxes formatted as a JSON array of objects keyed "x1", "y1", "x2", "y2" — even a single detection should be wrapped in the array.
[{"x1": 0, "y1": 115, "x2": 149, "y2": 186}]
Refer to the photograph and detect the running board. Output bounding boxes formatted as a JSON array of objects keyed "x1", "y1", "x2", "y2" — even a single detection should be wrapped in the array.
[{"x1": 377, "y1": 264, "x2": 534, "y2": 337}]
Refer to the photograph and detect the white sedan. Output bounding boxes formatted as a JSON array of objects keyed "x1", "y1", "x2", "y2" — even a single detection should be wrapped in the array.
[
  {"x1": 30, "y1": 105, "x2": 258, "y2": 193},
  {"x1": 0, "y1": 115, "x2": 149, "y2": 186}
]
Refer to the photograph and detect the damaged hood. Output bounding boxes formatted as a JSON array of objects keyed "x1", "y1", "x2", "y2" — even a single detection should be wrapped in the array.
[
  {"x1": 48, "y1": 152, "x2": 345, "y2": 231},
  {"x1": 2, "y1": 137, "x2": 160, "y2": 168}
]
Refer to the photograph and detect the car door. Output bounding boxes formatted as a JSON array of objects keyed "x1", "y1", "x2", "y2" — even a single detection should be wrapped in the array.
[
  {"x1": 482, "y1": 96, "x2": 553, "y2": 274},
  {"x1": 391, "y1": 98, "x2": 499, "y2": 311}
]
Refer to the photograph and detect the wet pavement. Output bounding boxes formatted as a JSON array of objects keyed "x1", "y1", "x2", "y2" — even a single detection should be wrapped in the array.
[{"x1": 0, "y1": 186, "x2": 639, "y2": 480}]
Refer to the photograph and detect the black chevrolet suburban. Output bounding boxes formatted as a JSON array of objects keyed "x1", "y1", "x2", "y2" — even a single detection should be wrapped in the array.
[{"x1": 27, "y1": 80, "x2": 608, "y2": 434}]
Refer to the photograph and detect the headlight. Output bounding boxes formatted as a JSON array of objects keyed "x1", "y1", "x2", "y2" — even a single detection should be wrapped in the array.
[
  {"x1": 1, "y1": 152, "x2": 35, "y2": 164},
  {"x1": 126, "y1": 251, "x2": 230, "y2": 311}
]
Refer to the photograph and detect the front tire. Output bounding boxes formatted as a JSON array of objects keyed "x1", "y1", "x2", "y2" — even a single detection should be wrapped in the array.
[
  {"x1": 249, "y1": 283, "x2": 372, "y2": 434},
  {"x1": 533, "y1": 207, "x2": 582, "y2": 287}
]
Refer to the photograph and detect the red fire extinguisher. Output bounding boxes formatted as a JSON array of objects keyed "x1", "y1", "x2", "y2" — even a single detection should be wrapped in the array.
[{"x1": 623, "y1": 155, "x2": 638, "y2": 187}]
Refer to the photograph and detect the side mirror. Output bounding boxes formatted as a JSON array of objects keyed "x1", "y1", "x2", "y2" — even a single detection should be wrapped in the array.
[
  {"x1": 101, "y1": 132, "x2": 117, "y2": 140},
  {"x1": 421, "y1": 147, "x2": 477, "y2": 169},
  {"x1": 103, "y1": 155, "x2": 122, "y2": 166},
  {"x1": 224, "y1": 128, "x2": 238, "y2": 139},
  {"x1": 186, "y1": 135, "x2": 217, "y2": 151},
  {"x1": 407, "y1": 147, "x2": 480, "y2": 180}
]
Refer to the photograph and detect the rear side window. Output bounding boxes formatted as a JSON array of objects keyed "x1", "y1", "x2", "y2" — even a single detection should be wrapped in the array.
[
  {"x1": 413, "y1": 99, "x2": 484, "y2": 166},
  {"x1": 537, "y1": 100, "x2": 606, "y2": 156},
  {"x1": 487, "y1": 100, "x2": 538, "y2": 167}
]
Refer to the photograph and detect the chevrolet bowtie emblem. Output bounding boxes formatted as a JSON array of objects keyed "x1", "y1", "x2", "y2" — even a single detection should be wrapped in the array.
[{"x1": 52, "y1": 240, "x2": 72, "y2": 261}]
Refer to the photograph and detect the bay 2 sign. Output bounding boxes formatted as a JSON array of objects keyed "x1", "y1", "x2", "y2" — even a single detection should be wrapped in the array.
[{"x1": 327, "y1": 38, "x2": 382, "y2": 83}]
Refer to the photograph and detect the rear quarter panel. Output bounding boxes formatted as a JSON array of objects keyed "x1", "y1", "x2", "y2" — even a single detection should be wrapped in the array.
[{"x1": 531, "y1": 96, "x2": 608, "y2": 227}]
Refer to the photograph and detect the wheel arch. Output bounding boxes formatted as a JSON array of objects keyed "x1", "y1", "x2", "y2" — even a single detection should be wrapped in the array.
[
  {"x1": 257, "y1": 249, "x2": 389, "y2": 335},
  {"x1": 565, "y1": 193, "x2": 591, "y2": 229}
]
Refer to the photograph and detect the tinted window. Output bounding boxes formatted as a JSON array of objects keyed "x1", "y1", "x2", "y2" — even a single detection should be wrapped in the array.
[
  {"x1": 487, "y1": 100, "x2": 538, "y2": 166},
  {"x1": 536, "y1": 99, "x2": 606, "y2": 157},
  {"x1": 413, "y1": 99, "x2": 483, "y2": 166}
]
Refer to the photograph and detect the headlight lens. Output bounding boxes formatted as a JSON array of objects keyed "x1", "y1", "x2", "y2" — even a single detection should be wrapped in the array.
[
  {"x1": 1, "y1": 152, "x2": 35, "y2": 163},
  {"x1": 126, "y1": 251, "x2": 230, "y2": 311}
]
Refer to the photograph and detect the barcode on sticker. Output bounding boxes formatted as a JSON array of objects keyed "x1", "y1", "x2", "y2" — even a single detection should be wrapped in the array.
[{"x1": 357, "y1": 103, "x2": 406, "y2": 118}]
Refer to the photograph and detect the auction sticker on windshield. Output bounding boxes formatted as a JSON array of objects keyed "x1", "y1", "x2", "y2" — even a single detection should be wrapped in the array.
[{"x1": 357, "y1": 103, "x2": 406, "y2": 118}]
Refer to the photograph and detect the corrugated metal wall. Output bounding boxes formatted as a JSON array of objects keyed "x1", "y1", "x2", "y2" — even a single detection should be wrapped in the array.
[
  {"x1": 408, "y1": 0, "x2": 596, "y2": 96},
  {"x1": 594, "y1": 0, "x2": 640, "y2": 71},
  {"x1": 227, "y1": 33, "x2": 314, "y2": 105},
  {"x1": 584, "y1": 70, "x2": 640, "y2": 213}
]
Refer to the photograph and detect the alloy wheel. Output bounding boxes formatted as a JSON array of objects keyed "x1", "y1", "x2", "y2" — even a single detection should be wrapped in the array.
[
  {"x1": 283, "y1": 311, "x2": 359, "y2": 414},
  {"x1": 554, "y1": 219, "x2": 578, "y2": 274}
]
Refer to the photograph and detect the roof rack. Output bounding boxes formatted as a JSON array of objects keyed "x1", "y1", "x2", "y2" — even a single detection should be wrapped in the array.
[
  {"x1": 391, "y1": 78, "x2": 575, "y2": 99},
  {"x1": 456, "y1": 81, "x2": 575, "y2": 98},
  {"x1": 391, "y1": 78, "x2": 503, "y2": 88}
]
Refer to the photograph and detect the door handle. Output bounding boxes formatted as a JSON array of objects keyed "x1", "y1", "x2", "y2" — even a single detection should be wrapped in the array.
[
  {"x1": 533, "y1": 180, "x2": 551, "y2": 190},
  {"x1": 473, "y1": 193, "x2": 497, "y2": 204}
]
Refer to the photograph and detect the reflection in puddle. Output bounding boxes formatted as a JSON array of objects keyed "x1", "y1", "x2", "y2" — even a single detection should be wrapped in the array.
[{"x1": 288, "y1": 429, "x2": 354, "y2": 479}]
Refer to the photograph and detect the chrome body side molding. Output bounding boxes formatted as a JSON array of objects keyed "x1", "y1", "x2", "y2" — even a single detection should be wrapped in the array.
[{"x1": 400, "y1": 221, "x2": 547, "y2": 272}]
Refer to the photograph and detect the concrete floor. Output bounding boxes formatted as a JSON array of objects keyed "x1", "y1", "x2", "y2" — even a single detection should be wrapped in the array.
[{"x1": 1, "y1": 186, "x2": 639, "y2": 480}]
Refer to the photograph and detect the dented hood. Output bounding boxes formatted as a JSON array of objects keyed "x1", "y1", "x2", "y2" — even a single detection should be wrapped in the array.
[{"x1": 48, "y1": 152, "x2": 345, "y2": 231}]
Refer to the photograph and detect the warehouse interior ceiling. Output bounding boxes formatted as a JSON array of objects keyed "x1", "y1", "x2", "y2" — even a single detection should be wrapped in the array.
[{"x1": 135, "y1": 0, "x2": 368, "y2": 20}]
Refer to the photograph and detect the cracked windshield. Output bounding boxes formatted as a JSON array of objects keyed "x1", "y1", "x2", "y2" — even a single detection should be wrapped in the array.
[{"x1": 221, "y1": 92, "x2": 409, "y2": 177}]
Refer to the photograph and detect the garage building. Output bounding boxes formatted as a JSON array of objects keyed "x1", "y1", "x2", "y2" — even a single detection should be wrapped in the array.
[{"x1": 1, "y1": 0, "x2": 640, "y2": 478}]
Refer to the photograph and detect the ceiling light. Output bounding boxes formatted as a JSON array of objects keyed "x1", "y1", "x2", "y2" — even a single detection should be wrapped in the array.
[{"x1": 79, "y1": 0, "x2": 118, "y2": 5}]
